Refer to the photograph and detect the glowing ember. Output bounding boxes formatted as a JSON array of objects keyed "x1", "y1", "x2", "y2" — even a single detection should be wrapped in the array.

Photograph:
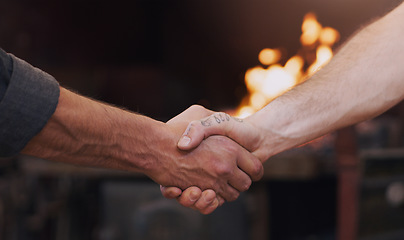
[
  {"x1": 258, "y1": 48, "x2": 282, "y2": 65},
  {"x1": 234, "y1": 12, "x2": 340, "y2": 118}
]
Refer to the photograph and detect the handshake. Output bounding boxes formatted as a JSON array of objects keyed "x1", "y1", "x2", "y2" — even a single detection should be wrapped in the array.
[
  {"x1": 10, "y1": 3, "x2": 404, "y2": 216},
  {"x1": 23, "y1": 4, "x2": 404, "y2": 213},
  {"x1": 155, "y1": 105, "x2": 271, "y2": 215},
  {"x1": 21, "y1": 87, "x2": 292, "y2": 216}
]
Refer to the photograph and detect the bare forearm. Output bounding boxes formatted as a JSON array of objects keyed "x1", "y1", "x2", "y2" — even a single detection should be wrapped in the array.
[
  {"x1": 22, "y1": 87, "x2": 168, "y2": 174},
  {"x1": 169, "y1": 2, "x2": 404, "y2": 213},
  {"x1": 251, "y1": 3, "x2": 404, "y2": 159},
  {"x1": 22, "y1": 90, "x2": 262, "y2": 201}
]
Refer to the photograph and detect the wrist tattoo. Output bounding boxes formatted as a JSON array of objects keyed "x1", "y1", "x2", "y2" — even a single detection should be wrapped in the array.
[{"x1": 200, "y1": 113, "x2": 243, "y2": 127}]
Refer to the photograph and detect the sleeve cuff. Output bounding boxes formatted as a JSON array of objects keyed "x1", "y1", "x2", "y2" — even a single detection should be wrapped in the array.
[{"x1": 0, "y1": 55, "x2": 60, "y2": 157}]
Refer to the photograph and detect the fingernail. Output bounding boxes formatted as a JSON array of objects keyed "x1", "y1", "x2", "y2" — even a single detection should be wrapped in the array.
[
  {"x1": 212, "y1": 198, "x2": 219, "y2": 208},
  {"x1": 178, "y1": 136, "x2": 191, "y2": 147},
  {"x1": 190, "y1": 190, "x2": 198, "y2": 201},
  {"x1": 203, "y1": 193, "x2": 215, "y2": 203}
]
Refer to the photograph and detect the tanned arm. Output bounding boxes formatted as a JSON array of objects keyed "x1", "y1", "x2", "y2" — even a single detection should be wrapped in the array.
[{"x1": 22, "y1": 87, "x2": 263, "y2": 202}]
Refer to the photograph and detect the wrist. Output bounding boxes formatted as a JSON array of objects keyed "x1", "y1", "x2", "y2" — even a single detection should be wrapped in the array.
[
  {"x1": 22, "y1": 87, "x2": 176, "y2": 177},
  {"x1": 102, "y1": 106, "x2": 177, "y2": 177},
  {"x1": 246, "y1": 101, "x2": 306, "y2": 161}
]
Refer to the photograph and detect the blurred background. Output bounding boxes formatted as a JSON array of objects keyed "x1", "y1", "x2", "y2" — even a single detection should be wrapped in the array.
[{"x1": 1, "y1": 0, "x2": 404, "y2": 239}]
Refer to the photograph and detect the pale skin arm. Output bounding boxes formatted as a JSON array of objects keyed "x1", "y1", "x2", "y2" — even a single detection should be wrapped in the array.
[
  {"x1": 22, "y1": 87, "x2": 263, "y2": 202},
  {"x1": 162, "y1": 2, "x2": 404, "y2": 211}
]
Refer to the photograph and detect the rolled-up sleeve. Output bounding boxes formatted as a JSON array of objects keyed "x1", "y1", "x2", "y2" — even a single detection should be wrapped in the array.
[{"x1": 0, "y1": 53, "x2": 60, "y2": 157}]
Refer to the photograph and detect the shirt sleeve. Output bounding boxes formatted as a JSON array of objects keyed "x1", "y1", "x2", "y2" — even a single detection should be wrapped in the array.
[
  {"x1": 0, "y1": 48, "x2": 12, "y2": 102},
  {"x1": 0, "y1": 53, "x2": 60, "y2": 157}
]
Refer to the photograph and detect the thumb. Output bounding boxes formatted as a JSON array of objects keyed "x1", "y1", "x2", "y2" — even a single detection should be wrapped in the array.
[
  {"x1": 160, "y1": 185, "x2": 183, "y2": 199},
  {"x1": 177, "y1": 112, "x2": 236, "y2": 150}
]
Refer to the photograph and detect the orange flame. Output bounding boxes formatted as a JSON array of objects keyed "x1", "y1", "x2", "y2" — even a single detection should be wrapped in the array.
[{"x1": 235, "y1": 13, "x2": 339, "y2": 118}]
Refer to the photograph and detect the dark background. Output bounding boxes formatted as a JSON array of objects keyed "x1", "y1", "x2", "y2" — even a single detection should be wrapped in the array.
[
  {"x1": 1, "y1": 1, "x2": 403, "y2": 239},
  {"x1": 1, "y1": 0, "x2": 402, "y2": 121}
]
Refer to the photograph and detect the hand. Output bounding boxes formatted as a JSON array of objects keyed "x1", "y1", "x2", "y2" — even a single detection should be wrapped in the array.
[
  {"x1": 154, "y1": 106, "x2": 263, "y2": 203},
  {"x1": 161, "y1": 109, "x2": 265, "y2": 213},
  {"x1": 177, "y1": 111, "x2": 267, "y2": 160},
  {"x1": 160, "y1": 186, "x2": 225, "y2": 215}
]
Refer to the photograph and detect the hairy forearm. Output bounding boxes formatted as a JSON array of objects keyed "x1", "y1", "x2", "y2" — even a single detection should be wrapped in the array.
[
  {"x1": 250, "y1": 3, "x2": 404, "y2": 160},
  {"x1": 22, "y1": 87, "x2": 169, "y2": 174},
  {"x1": 168, "y1": 2, "x2": 404, "y2": 212},
  {"x1": 22, "y1": 90, "x2": 262, "y2": 201}
]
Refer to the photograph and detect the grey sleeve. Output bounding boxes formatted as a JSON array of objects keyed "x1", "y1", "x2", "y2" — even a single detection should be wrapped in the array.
[
  {"x1": 0, "y1": 54, "x2": 60, "y2": 157},
  {"x1": 0, "y1": 49, "x2": 12, "y2": 102}
]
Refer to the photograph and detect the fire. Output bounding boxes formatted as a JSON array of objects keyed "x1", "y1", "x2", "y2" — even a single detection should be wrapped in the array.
[{"x1": 235, "y1": 13, "x2": 339, "y2": 118}]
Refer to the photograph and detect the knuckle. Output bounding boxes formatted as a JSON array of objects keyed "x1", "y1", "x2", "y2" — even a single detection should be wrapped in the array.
[
  {"x1": 189, "y1": 104, "x2": 206, "y2": 111},
  {"x1": 251, "y1": 162, "x2": 264, "y2": 181},
  {"x1": 215, "y1": 163, "x2": 233, "y2": 176}
]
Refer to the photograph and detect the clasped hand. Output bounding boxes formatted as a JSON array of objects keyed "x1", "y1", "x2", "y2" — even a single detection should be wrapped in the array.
[{"x1": 162, "y1": 105, "x2": 265, "y2": 214}]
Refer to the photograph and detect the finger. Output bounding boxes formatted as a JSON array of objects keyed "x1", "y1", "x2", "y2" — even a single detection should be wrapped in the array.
[
  {"x1": 200, "y1": 198, "x2": 219, "y2": 215},
  {"x1": 178, "y1": 112, "x2": 236, "y2": 150},
  {"x1": 160, "y1": 185, "x2": 182, "y2": 199},
  {"x1": 217, "y1": 195, "x2": 225, "y2": 206},
  {"x1": 236, "y1": 149, "x2": 264, "y2": 182},
  {"x1": 220, "y1": 184, "x2": 240, "y2": 202},
  {"x1": 228, "y1": 168, "x2": 252, "y2": 193},
  {"x1": 195, "y1": 190, "x2": 219, "y2": 214},
  {"x1": 177, "y1": 186, "x2": 202, "y2": 208}
]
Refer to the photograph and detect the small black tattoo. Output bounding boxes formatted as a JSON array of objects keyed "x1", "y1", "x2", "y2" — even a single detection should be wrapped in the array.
[
  {"x1": 185, "y1": 123, "x2": 193, "y2": 135},
  {"x1": 219, "y1": 113, "x2": 226, "y2": 121},
  {"x1": 201, "y1": 113, "x2": 242, "y2": 127},
  {"x1": 201, "y1": 117, "x2": 213, "y2": 126},
  {"x1": 214, "y1": 115, "x2": 221, "y2": 123}
]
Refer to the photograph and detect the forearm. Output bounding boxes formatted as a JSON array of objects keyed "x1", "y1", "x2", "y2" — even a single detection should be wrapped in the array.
[
  {"x1": 250, "y1": 3, "x2": 404, "y2": 160},
  {"x1": 169, "y1": 2, "x2": 404, "y2": 213},
  {"x1": 22, "y1": 90, "x2": 262, "y2": 201},
  {"x1": 21, "y1": 87, "x2": 169, "y2": 174}
]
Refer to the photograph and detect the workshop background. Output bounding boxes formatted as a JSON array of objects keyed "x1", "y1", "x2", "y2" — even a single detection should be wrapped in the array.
[{"x1": 1, "y1": 0, "x2": 404, "y2": 239}]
